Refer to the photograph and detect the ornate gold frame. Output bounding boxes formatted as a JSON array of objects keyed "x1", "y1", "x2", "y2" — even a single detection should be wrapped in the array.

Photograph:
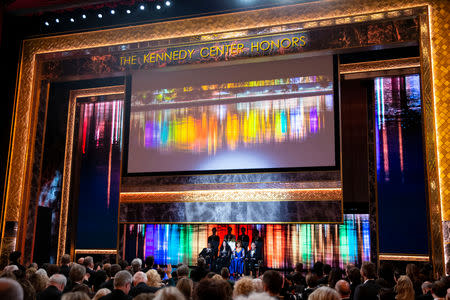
[
  {"x1": 58, "y1": 86, "x2": 125, "y2": 264},
  {"x1": 1, "y1": 0, "x2": 448, "y2": 273}
]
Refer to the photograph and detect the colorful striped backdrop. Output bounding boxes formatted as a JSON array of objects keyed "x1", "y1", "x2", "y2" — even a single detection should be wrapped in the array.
[{"x1": 123, "y1": 214, "x2": 370, "y2": 269}]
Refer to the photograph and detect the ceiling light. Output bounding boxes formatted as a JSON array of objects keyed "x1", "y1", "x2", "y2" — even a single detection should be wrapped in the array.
[
  {"x1": 70, "y1": 18, "x2": 75, "y2": 22},
  {"x1": 44, "y1": 21, "x2": 50, "y2": 26},
  {"x1": 82, "y1": 14, "x2": 87, "y2": 19},
  {"x1": 55, "y1": 18, "x2": 60, "y2": 23},
  {"x1": 98, "y1": 13, "x2": 103, "y2": 18},
  {"x1": 140, "y1": 4, "x2": 145, "y2": 10},
  {"x1": 126, "y1": 9, "x2": 131, "y2": 14},
  {"x1": 165, "y1": 1, "x2": 171, "y2": 6},
  {"x1": 156, "y1": 4, "x2": 161, "y2": 10},
  {"x1": 111, "y1": 9, "x2": 115, "y2": 15}
]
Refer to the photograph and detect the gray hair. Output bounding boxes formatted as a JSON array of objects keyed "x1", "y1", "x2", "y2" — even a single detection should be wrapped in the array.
[
  {"x1": 154, "y1": 286, "x2": 185, "y2": 300},
  {"x1": 49, "y1": 274, "x2": 67, "y2": 287},
  {"x1": 92, "y1": 288, "x2": 111, "y2": 300},
  {"x1": 84, "y1": 256, "x2": 93, "y2": 266},
  {"x1": 133, "y1": 271, "x2": 147, "y2": 284},
  {"x1": 3, "y1": 265, "x2": 18, "y2": 273},
  {"x1": 131, "y1": 258, "x2": 142, "y2": 268},
  {"x1": 0, "y1": 278, "x2": 24, "y2": 300},
  {"x1": 176, "y1": 264, "x2": 189, "y2": 277},
  {"x1": 309, "y1": 286, "x2": 340, "y2": 300},
  {"x1": 61, "y1": 291, "x2": 90, "y2": 300},
  {"x1": 36, "y1": 268, "x2": 48, "y2": 277},
  {"x1": 114, "y1": 270, "x2": 132, "y2": 288}
]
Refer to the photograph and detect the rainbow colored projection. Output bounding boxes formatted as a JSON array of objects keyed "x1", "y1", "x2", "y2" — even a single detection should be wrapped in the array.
[{"x1": 122, "y1": 214, "x2": 370, "y2": 269}]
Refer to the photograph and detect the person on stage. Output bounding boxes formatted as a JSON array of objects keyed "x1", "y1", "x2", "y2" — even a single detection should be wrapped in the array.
[
  {"x1": 207, "y1": 228, "x2": 220, "y2": 259},
  {"x1": 215, "y1": 240, "x2": 232, "y2": 272},
  {"x1": 198, "y1": 242, "x2": 214, "y2": 267},
  {"x1": 224, "y1": 226, "x2": 236, "y2": 250},
  {"x1": 245, "y1": 242, "x2": 262, "y2": 277},
  {"x1": 251, "y1": 228, "x2": 264, "y2": 259},
  {"x1": 229, "y1": 240, "x2": 245, "y2": 278},
  {"x1": 237, "y1": 227, "x2": 250, "y2": 250}
]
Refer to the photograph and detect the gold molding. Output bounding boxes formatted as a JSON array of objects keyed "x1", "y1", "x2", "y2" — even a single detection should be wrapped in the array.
[
  {"x1": 120, "y1": 188, "x2": 342, "y2": 203},
  {"x1": 340, "y1": 57, "x2": 420, "y2": 74},
  {"x1": 379, "y1": 254, "x2": 430, "y2": 262},
  {"x1": 74, "y1": 249, "x2": 117, "y2": 255},
  {"x1": 57, "y1": 86, "x2": 125, "y2": 264}
]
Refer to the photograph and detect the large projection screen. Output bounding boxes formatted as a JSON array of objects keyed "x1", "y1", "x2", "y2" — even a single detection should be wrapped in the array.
[{"x1": 127, "y1": 55, "x2": 337, "y2": 174}]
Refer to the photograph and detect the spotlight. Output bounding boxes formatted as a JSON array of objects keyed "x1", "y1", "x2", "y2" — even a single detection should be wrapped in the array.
[
  {"x1": 44, "y1": 21, "x2": 50, "y2": 26},
  {"x1": 82, "y1": 14, "x2": 87, "y2": 19},
  {"x1": 55, "y1": 18, "x2": 60, "y2": 23},
  {"x1": 140, "y1": 4, "x2": 145, "y2": 10},
  {"x1": 156, "y1": 4, "x2": 162, "y2": 10},
  {"x1": 98, "y1": 13, "x2": 103, "y2": 18},
  {"x1": 70, "y1": 18, "x2": 75, "y2": 22},
  {"x1": 111, "y1": 9, "x2": 116, "y2": 15},
  {"x1": 126, "y1": 9, "x2": 131, "y2": 14},
  {"x1": 165, "y1": 0, "x2": 171, "y2": 6}
]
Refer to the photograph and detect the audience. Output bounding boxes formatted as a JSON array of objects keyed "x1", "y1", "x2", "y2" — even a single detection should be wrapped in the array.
[
  {"x1": 37, "y1": 273, "x2": 67, "y2": 300},
  {"x1": 1, "y1": 253, "x2": 450, "y2": 300}
]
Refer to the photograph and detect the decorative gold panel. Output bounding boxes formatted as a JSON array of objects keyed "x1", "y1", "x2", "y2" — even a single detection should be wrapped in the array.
[{"x1": 2, "y1": 0, "x2": 449, "y2": 273}]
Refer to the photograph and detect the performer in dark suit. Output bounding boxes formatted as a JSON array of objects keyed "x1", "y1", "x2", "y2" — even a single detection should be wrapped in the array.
[
  {"x1": 353, "y1": 262, "x2": 381, "y2": 300},
  {"x1": 251, "y1": 228, "x2": 264, "y2": 259},
  {"x1": 215, "y1": 240, "x2": 231, "y2": 272},
  {"x1": 198, "y1": 242, "x2": 215, "y2": 266},
  {"x1": 207, "y1": 228, "x2": 220, "y2": 259},
  {"x1": 237, "y1": 227, "x2": 250, "y2": 251},
  {"x1": 245, "y1": 242, "x2": 261, "y2": 277},
  {"x1": 224, "y1": 227, "x2": 236, "y2": 243}
]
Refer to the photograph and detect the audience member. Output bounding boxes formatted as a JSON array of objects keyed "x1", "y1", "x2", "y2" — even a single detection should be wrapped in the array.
[
  {"x1": 176, "y1": 264, "x2": 190, "y2": 282},
  {"x1": 417, "y1": 281, "x2": 433, "y2": 300},
  {"x1": 394, "y1": 275, "x2": 414, "y2": 300},
  {"x1": 253, "y1": 278, "x2": 264, "y2": 293},
  {"x1": 154, "y1": 286, "x2": 185, "y2": 300},
  {"x1": 353, "y1": 261, "x2": 380, "y2": 300},
  {"x1": 194, "y1": 278, "x2": 232, "y2": 300},
  {"x1": 62, "y1": 291, "x2": 90, "y2": 300},
  {"x1": 9, "y1": 251, "x2": 26, "y2": 272},
  {"x1": 431, "y1": 280, "x2": 447, "y2": 300},
  {"x1": 92, "y1": 288, "x2": 111, "y2": 300},
  {"x1": 101, "y1": 264, "x2": 122, "y2": 291},
  {"x1": 130, "y1": 271, "x2": 158, "y2": 297},
  {"x1": 147, "y1": 269, "x2": 163, "y2": 289},
  {"x1": 29, "y1": 271, "x2": 49, "y2": 293},
  {"x1": 176, "y1": 277, "x2": 193, "y2": 300},
  {"x1": 64, "y1": 263, "x2": 87, "y2": 293},
  {"x1": 301, "y1": 272, "x2": 319, "y2": 300},
  {"x1": 328, "y1": 267, "x2": 343, "y2": 288},
  {"x1": 233, "y1": 276, "x2": 256, "y2": 298},
  {"x1": 335, "y1": 279, "x2": 351, "y2": 299},
  {"x1": 309, "y1": 286, "x2": 340, "y2": 300},
  {"x1": 262, "y1": 270, "x2": 283, "y2": 299},
  {"x1": 347, "y1": 267, "x2": 361, "y2": 300},
  {"x1": 0, "y1": 278, "x2": 24, "y2": 300},
  {"x1": 131, "y1": 258, "x2": 143, "y2": 274},
  {"x1": 37, "y1": 273, "x2": 66, "y2": 300},
  {"x1": 59, "y1": 254, "x2": 72, "y2": 278},
  {"x1": 100, "y1": 270, "x2": 132, "y2": 300}
]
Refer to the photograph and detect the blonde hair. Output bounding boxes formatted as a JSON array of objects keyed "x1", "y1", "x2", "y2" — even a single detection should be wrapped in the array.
[
  {"x1": 252, "y1": 278, "x2": 264, "y2": 293},
  {"x1": 146, "y1": 269, "x2": 162, "y2": 287},
  {"x1": 154, "y1": 286, "x2": 185, "y2": 300},
  {"x1": 233, "y1": 276, "x2": 256, "y2": 298},
  {"x1": 395, "y1": 275, "x2": 415, "y2": 300},
  {"x1": 211, "y1": 274, "x2": 223, "y2": 281},
  {"x1": 309, "y1": 286, "x2": 340, "y2": 300},
  {"x1": 92, "y1": 288, "x2": 111, "y2": 300}
]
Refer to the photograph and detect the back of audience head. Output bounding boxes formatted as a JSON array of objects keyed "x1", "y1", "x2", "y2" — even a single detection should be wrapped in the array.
[
  {"x1": 69, "y1": 263, "x2": 86, "y2": 283},
  {"x1": 176, "y1": 277, "x2": 193, "y2": 300},
  {"x1": 133, "y1": 271, "x2": 148, "y2": 286},
  {"x1": 29, "y1": 271, "x2": 48, "y2": 293},
  {"x1": 194, "y1": 278, "x2": 232, "y2": 300},
  {"x1": 432, "y1": 280, "x2": 447, "y2": 298},
  {"x1": 131, "y1": 258, "x2": 142, "y2": 273},
  {"x1": 0, "y1": 278, "x2": 23, "y2": 300},
  {"x1": 114, "y1": 270, "x2": 132, "y2": 294},
  {"x1": 93, "y1": 270, "x2": 107, "y2": 292},
  {"x1": 110, "y1": 264, "x2": 122, "y2": 277},
  {"x1": 262, "y1": 270, "x2": 283, "y2": 296},
  {"x1": 295, "y1": 262, "x2": 303, "y2": 273},
  {"x1": 61, "y1": 254, "x2": 71, "y2": 266},
  {"x1": 177, "y1": 264, "x2": 189, "y2": 278},
  {"x1": 421, "y1": 281, "x2": 432, "y2": 295},
  {"x1": 395, "y1": 275, "x2": 414, "y2": 300},
  {"x1": 62, "y1": 291, "x2": 90, "y2": 300},
  {"x1": 309, "y1": 286, "x2": 340, "y2": 300},
  {"x1": 83, "y1": 256, "x2": 94, "y2": 269},
  {"x1": 92, "y1": 288, "x2": 111, "y2": 300},
  {"x1": 306, "y1": 272, "x2": 319, "y2": 288},
  {"x1": 221, "y1": 267, "x2": 230, "y2": 280},
  {"x1": 378, "y1": 262, "x2": 395, "y2": 285},
  {"x1": 335, "y1": 279, "x2": 350, "y2": 298},
  {"x1": 49, "y1": 273, "x2": 67, "y2": 291},
  {"x1": 147, "y1": 269, "x2": 162, "y2": 287},
  {"x1": 347, "y1": 267, "x2": 361, "y2": 284},
  {"x1": 313, "y1": 262, "x2": 324, "y2": 277},
  {"x1": 328, "y1": 267, "x2": 343, "y2": 288},
  {"x1": 233, "y1": 277, "x2": 255, "y2": 298},
  {"x1": 145, "y1": 256, "x2": 155, "y2": 269},
  {"x1": 155, "y1": 286, "x2": 186, "y2": 300},
  {"x1": 134, "y1": 293, "x2": 156, "y2": 300},
  {"x1": 360, "y1": 261, "x2": 376, "y2": 280}
]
